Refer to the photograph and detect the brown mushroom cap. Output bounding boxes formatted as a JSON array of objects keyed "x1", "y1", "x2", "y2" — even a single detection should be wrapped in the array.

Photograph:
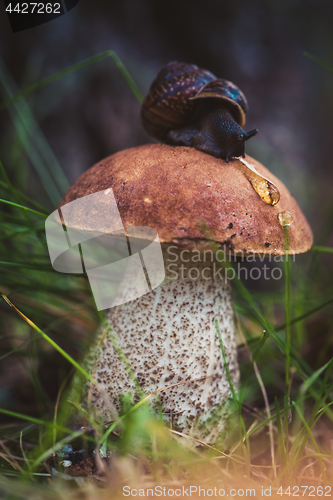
[{"x1": 59, "y1": 144, "x2": 313, "y2": 255}]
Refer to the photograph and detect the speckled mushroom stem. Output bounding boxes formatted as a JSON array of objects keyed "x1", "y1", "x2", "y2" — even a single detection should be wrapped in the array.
[{"x1": 76, "y1": 247, "x2": 239, "y2": 444}]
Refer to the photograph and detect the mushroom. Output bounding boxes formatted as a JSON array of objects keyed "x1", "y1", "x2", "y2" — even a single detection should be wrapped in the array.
[{"x1": 59, "y1": 144, "x2": 313, "y2": 444}]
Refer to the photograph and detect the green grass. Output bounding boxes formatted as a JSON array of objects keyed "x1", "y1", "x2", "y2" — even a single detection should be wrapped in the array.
[{"x1": 1, "y1": 49, "x2": 333, "y2": 498}]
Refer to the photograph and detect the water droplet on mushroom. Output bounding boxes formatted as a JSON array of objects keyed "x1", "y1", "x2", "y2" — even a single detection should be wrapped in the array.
[
  {"x1": 234, "y1": 157, "x2": 280, "y2": 206},
  {"x1": 278, "y1": 211, "x2": 293, "y2": 226}
]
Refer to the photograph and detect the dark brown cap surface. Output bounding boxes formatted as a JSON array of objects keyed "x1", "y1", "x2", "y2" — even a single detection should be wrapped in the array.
[{"x1": 59, "y1": 144, "x2": 313, "y2": 255}]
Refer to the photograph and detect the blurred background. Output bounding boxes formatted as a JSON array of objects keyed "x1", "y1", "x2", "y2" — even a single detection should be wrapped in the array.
[
  {"x1": 1, "y1": 0, "x2": 333, "y2": 437},
  {"x1": 1, "y1": 0, "x2": 333, "y2": 218}
]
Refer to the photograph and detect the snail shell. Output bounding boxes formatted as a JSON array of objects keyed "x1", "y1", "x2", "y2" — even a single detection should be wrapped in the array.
[{"x1": 141, "y1": 61, "x2": 258, "y2": 162}]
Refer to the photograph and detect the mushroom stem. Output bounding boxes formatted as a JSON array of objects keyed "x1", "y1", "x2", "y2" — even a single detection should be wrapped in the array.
[{"x1": 75, "y1": 247, "x2": 239, "y2": 444}]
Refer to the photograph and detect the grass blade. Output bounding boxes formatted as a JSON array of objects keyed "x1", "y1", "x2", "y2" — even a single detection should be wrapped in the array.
[
  {"x1": 283, "y1": 226, "x2": 292, "y2": 455},
  {"x1": 0, "y1": 49, "x2": 143, "y2": 111},
  {"x1": 215, "y1": 317, "x2": 250, "y2": 473},
  {"x1": 304, "y1": 52, "x2": 333, "y2": 73},
  {"x1": 1, "y1": 294, "x2": 94, "y2": 383},
  {"x1": 0, "y1": 56, "x2": 69, "y2": 203},
  {"x1": 312, "y1": 245, "x2": 333, "y2": 254},
  {"x1": 0, "y1": 197, "x2": 47, "y2": 217},
  {"x1": 275, "y1": 398, "x2": 286, "y2": 466},
  {"x1": 275, "y1": 295, "x2": 333, "y2": 331}
]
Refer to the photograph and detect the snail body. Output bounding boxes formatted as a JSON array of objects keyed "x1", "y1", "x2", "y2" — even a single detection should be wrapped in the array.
[{"x1": 141, "y1": 62, "x2": 258, "y2": 162}]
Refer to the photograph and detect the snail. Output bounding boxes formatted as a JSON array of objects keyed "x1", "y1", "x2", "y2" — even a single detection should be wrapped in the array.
[{"x1": 141, "y1": 61, "x2": 258, "y2": 162}]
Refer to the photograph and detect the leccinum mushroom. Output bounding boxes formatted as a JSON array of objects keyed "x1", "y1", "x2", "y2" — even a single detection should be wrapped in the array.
[{"x1": 60, "y1": 144, "x2": 313, "y2": 444}]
